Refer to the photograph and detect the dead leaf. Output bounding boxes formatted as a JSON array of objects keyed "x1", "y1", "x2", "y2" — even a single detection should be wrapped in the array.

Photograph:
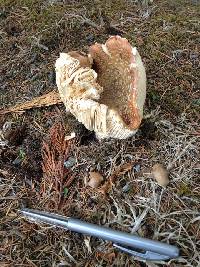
[
  {"x1": 152, "y1": 163, "x2": 169, "y2": 187},
  {"x1": 0, "y1": 91, "x2": 61, "y2": 115},
  {"x1": 98, "y1": 162, "x2": 133, "y2": 194},
  {"x1": 96, "y1": 251, "x2": 115, "y2": 263}
]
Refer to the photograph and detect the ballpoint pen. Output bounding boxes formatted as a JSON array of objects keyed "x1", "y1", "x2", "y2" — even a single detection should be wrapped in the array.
[{"x1": 20, "y1": 208, "x2": 179, "y2": 261}]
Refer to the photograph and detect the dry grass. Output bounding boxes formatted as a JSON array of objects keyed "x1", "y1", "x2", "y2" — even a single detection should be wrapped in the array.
[
  {"x1": 0, "y1": 0, "x2": 200, "y2": 266},
  {"x1": 1, "y1": 112, "x2": 199, "y2": 266}
]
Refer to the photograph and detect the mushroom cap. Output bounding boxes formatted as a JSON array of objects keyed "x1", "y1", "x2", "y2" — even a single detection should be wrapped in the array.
[{"x1": 55, "y1": 36, "x2": 146, "y2": 139}]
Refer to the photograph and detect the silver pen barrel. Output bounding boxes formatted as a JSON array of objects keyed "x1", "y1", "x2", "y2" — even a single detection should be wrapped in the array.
[
  {"x1": 67, "y1": 218, "x2": 179, "y2": 258},
  {"x1": 20, "y1": 209, "x2": 70, "y2": 230},
  {"x1": 20, "y1": 209, "x2": 179, "y2": 259}
]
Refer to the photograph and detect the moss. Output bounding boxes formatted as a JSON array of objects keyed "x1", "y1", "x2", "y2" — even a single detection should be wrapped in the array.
[
  {"x1": 148, "y1": 90, "x2": 160, "y2": 102},
  {"x1": 177, "y1": 182, "x2": 194, "y2": 197},
  {"x1": 94, "y1": 0, "x2": 129, "y2": 16}
]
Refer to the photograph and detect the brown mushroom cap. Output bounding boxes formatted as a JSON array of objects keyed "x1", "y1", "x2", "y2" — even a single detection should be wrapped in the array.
[{"x1": 89, "y1": 36, "x2": 145, "y2": 130}]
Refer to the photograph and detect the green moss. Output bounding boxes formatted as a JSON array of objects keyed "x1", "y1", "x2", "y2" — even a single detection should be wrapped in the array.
[
  {"x1": 0, "y1": 0, "x2": 41, "y2": 9},
  {"x1": 94, "y1": 0, "x2": 128, "y2": 16},
  {"x1": 148, "y1": 90, "x2": 160, "y2": 102},
  {"x1": 177, "y1": 183, "x2": 193, "y2": 197},
  {"x1": 19, "y1": 148, "x2": 26, "y2": 160}
]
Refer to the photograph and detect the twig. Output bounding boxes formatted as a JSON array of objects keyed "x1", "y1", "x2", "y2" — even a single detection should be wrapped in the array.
[{"x1": 65, "y1": 13, "x2": 101, "y2": 30}]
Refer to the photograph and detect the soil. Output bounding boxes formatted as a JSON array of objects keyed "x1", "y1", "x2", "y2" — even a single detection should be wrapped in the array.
[{"x1": 0, "y1": 1, "x2": 199, "y2": 266}]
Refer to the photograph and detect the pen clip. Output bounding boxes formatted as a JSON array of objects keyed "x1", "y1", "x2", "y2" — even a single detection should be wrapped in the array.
[{"x1": 113, "y1": 244, "x2": 170, "y2": 261}]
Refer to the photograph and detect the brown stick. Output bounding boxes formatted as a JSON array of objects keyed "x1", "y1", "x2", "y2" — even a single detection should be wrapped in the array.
[{"x1": 0, "y1": 91, "x2": 62, "y2": 115}]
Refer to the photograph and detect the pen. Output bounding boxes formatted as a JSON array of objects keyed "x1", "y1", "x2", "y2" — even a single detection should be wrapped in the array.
[{"x1": 20, "y1": 208, "x2": 179, "y2": 261}]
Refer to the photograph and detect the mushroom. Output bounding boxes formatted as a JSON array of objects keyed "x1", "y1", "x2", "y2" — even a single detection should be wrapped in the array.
[
  {"x1": 152, "y1": 163, "x2": 169, "y2": 187},
  {"x1": 55, "y1": 36, "x2": 146, "y2": 139},
  {"x1": 88, "y1": 171, "x2": 104, "y2": 188}
]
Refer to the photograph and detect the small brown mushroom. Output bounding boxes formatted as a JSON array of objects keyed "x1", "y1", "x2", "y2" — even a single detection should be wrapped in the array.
[
  {"x1": 152, "y1": 163, "x2": 169, "y2": 187},
  {"x1": 88, "y1": 171, "x2": 104, "y2": 188}
]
